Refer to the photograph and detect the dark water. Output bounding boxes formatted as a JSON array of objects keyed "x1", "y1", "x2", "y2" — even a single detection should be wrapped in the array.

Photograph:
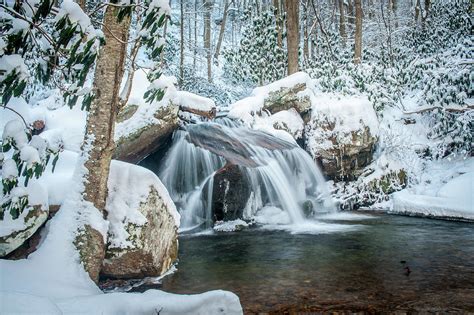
[{"x1": 142, "y1": 214, "x2": 474, "y2": 313}]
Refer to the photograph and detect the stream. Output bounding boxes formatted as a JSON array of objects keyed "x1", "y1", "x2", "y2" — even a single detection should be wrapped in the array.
[{"x1": 134, "y1": 213, "x2": 474, "y2": 313}]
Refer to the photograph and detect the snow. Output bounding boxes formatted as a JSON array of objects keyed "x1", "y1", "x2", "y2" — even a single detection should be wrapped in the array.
[
  {"x1": 267, "y1": 108, "x2": 304, "y2": 139},
  {"x1": 115, "y1": 71, "x2": 178, "y2": 141},
  {"x1": 1, "y1": 158, "x2": 18, "y2": 179},
  {"x1": 392, "y1": 159, "x2": 473, "y2": 220},
  {"x1": 0, "y1": 54, "x2": 29, "y2": 81},
  {"x1": 213, "y1": 219, "x2": 249, "y2": 232},
  {"x1": 2, "y1": 119, "x2": 28, "y2": 148},
  {"x1": 106, "y1": 159, "x2": 180, "y2": 248},
  {"x1": 20, "y1": 145, "x2": 40, "y2": 166},
  {"x1": 176, "y1": 90, "x2": 216, "y2": 112},
  {"x1": 228, "y1": 72, "x2": 312, "y2": 124}
]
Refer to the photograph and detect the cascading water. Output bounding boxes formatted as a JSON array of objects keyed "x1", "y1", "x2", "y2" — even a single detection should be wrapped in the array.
[{"x1": 159, "y1": 118, "x2": 335, "y2": 231}]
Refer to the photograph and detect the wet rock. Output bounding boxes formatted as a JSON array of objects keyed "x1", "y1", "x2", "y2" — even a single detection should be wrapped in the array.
[
  {"x1": 101, "y1": 186, "x2": 178, "y2": 279},
  {"x1": 302, "y1": 200, "x2": 314, "y2": 217},
  {"x1": 0, "y1": 205, "x2": 48, "y2": 257},
  {"x1": 212, "y1": 164, "x2": 250, "y2": 221},
  {"x1": 114, "y1": 102, "x2": 179, "y2": 164}
]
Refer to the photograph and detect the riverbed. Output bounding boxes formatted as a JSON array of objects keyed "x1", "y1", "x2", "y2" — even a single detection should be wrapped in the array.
[{"x1": 133, "y1": 213, "x2": 474, "y2": 313}]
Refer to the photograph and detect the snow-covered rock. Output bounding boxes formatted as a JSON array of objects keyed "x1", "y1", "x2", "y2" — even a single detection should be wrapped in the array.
[
  {"x1": 227, "y1": 72, "x2": 314, "y2": 142},
  {"x1": 305, "y1": 93, "x2": 379, "y2": 180},
  {"x1": 102, "y1": 161, "x2": 179, "y2": 279},
  {"x1": 0, "y1": 205, "x2": 48, "y2": 257}
]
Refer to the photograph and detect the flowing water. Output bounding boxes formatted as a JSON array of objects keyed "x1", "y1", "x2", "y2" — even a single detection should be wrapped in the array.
[
  {"x1": 132, "y1": 213, "x2": 474, "y2": 313},
  {"x1": 154, "y1": 119, "x2": 335, "y2": 231},
  {"x1": 137, "y1": 121, "x2": 474, "y2": 313}
]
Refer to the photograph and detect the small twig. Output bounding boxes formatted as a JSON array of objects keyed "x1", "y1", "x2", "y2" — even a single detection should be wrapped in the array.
[{"x1": 1, "y1": 106, "x2": 29, "y2": 129}]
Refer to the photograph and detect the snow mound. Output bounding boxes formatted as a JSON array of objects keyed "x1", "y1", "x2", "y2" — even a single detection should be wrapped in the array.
[{"x1": 392, "y1": 167, "x2": 473, "y2": 220}]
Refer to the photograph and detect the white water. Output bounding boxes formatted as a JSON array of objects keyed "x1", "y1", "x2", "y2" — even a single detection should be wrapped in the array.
[{"x1": 159, "y1": 119, "x2": 336, "y2": 231}]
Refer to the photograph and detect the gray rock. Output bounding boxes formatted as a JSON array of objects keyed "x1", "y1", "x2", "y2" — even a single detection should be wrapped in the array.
[
  {"x1": 211, "y1": 164, "x2": 251, "y2": 222},
  {"x1": 101, "y1": 186, "x2": 178, "y2": 279},
  {"x1": 114, "y1": 103, "x2": 179, "y2": 164},
  {"x1": 0, "y1": 206, "x2": 48, "y2": 257}
]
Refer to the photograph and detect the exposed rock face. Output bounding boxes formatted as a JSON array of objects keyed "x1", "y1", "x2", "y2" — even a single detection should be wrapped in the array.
[
  {"x1": 263, "y1": 83, "x2": 312, "y2": 122},
  {"x1": 116, "y1": 104, "x2": 139, "y2": 123},
  {"x1": 332, "y1": 161, "x2": 407, "y2": 210},
  {"x1": 101, "y1": 186, "x2": 178, "y2": 279},
  {"x1": 212, "y1": 164, "x2": 250, "y2": 221},
  {"x1": 0, "y1": 206, "x2": 48, "y2": 257},
  {"x1": 74, "y1": 224, "x2": 105, "y2": 284},
  {"x1": 113, "y1": 103, "x2": 179, "y2": 164},
  {"x1": 305, "y1": 95, "x2": 379, "y2": 181}
]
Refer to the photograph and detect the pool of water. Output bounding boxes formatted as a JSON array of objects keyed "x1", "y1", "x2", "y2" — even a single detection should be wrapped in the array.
[{"x1": 134, "y1": 213, "x2": 474, "y2": 313}]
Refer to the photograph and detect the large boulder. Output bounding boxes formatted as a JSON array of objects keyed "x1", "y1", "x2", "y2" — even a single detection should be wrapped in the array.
[
  {"x1": 211, "y1": 164, "x2": 251, "y2": 222},
  {"x1": 101, "y1": 161, "x2": 179, "y2": 279},
  {"x1": 0, "y1": 205, "x2": 48, "y2": 257},
  {"x1": 333, "y1": 166, "x2": 407, "y2": 210},
  {"x1": 262, "y1": 82, "x2": 312, "y2": 121},
  {"x1": 113, "y1": 102, "x2": 179, "y2": 164},
  {"x1": 305, "y1": 94, "x2": 379, "y2": 181}
]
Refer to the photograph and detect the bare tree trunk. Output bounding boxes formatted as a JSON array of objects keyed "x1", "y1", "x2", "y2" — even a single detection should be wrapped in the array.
[
  {"x1": 285, "y1": 0, "x2": 299, "y2": 75},
  {"x1": 180, "y1": 0, "x2": 184, "y2": 86},
  {"x1": 193, "y1": 0, "x2": 198, "y2": 70},
  {"x1": 338, "y1": 0, "x2": 346, "y2": 43},
  {"x1": 214, "y1": 0, "x2": 232, "y2": 62},
  {"x1": 81, "y1": 4, "x2": 131, "y2": 283},
  {"x1": 415, "y1": 0, "x2": 420, "y2": 23},
  {"x1": 203, "y1": 0, "x2": 212, "y2": 82},
  {"x1": 273, "y1": 0, "x2": 283, "y2": 49},
  {"x1": 77, "y1": 0, "x2": 86, "y2": 10},
  {"x1": 347, "y1": 0, "x2": 354, "y2": 24},
  {"x1": 422, "y1": 0, "x2": 430, "y2": 24},
  {"x1": 354, "y1": 0, "x2": 362, "y2": 64},
  {"x1": 302, "y1": 0, "x2": 310, "y2": 65}
]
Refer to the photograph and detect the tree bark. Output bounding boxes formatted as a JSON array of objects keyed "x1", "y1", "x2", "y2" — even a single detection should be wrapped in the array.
[
  {"x1": 81, "y1": 3, "x2": 131, "y2": 283},
  {"x1": 203, "y1": 0, "x2": 212, "y2": 82},
  {"x1": 347, "y1": 0, "x2": 354, "y2": 24},
  {"x1": 415, "y1": 0, "x2": 420, "y2": 23},
  {"x1": 214, "y1": 0, "x2": 232, "y2": 62},
  {"x1": 338, "y1": 0, "x2": 346, "y2": 43},
  {"x1": 193, "y1": 0, "x2": 198, "y2": 70},
  {"x1": 285, "y1": 0, "x2": 299, "y2": 75},
  {"x1": 354, "y1": 0, "x2": 362, "y2": 64},
  {"x1": 302, "y1": 0, "x2": 309, "y2": 65},
  {"x1": 273, "y1": 0, "x2": 283, "y2": 49},
  {"x1": 180, "y1": 0, "x2": 184, "y2": 86}
]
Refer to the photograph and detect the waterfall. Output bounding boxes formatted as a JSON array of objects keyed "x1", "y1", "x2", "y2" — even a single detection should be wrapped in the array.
[{"x1": 159, "y1": 119, "x2": 335, "y2": 230}]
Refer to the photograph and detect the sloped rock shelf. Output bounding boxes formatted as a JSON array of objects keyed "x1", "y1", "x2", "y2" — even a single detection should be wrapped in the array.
[{"x1": 132, "y1": 214, "x2": 474, "y2": 313}]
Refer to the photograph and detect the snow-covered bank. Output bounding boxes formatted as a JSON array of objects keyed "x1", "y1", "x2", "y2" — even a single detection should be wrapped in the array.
[{"x1": 391, "y1": 158, "x2": 473, "y2": 220}]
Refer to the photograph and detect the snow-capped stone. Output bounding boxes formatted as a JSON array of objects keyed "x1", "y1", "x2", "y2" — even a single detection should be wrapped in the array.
[
  {"x1": 101, "y1": 161, "x2": 179, "y2": 279},
  {"x1": 305, "y1": 93, "x2": 379, "y2": 180}
]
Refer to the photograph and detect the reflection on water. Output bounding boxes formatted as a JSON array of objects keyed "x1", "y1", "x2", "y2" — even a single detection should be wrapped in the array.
[{"x1": 136, "y1": 213, "x2": 474, "y2": 313}]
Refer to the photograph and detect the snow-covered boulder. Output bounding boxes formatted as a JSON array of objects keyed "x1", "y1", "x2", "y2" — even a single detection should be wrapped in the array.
[
  {"x1": 332, "y1": 155, "x2": 407, "y2": 210},
  {"x1": 0, "y1": 205, "x2": 48, "y2": 257},
  {"x1": 305, "y1": 93, "x2": 379, "y2": 180},
  {"x1": 102, "y1": 161, "x2": 179, "y2": 279},
  {"x1": 267, "y1": 108, "x2": 305, "y2": 140},
  {"x1": 114, "y1": 102, "x2": 179, "y2": 163}
]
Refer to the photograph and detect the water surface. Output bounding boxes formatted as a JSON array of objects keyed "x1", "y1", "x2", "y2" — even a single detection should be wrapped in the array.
[{"x1": 137, "y1": 213, "x2": 474, "y2": 313}]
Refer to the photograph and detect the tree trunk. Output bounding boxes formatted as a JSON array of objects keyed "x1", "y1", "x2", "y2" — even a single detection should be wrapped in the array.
[
  {"x1": 338, "y1": 0, "x2": 346, "y2": 43},
  {"x1": 273, "y1": 0, "x2": 283, "y2": 49},
  {"x1": 285, "y1": 0, "x2": 299, "y2": 75},
  {"x1": 354, "y1": 0, "x2": 362, "y2": 64},
  {"x1": 180, "y1": 0, "x2": 184, "y2": 86},
  {"x1": 415, "y1": 0, "x2": 420, "y2": 23},
  {"x1": 193, "y1": 0, "x2": 198, "y2": 70},
  {"x1": 347, "y1": 0, "x2": 354, "y2": 24},
  {"x1": 302, "y1": 0, "x2": 309, "y2": 65},
  {"x1": 214, "y1": 0, "x2": 232, "y2": 62},
  {"x1": 81, "y1": 3, "x2": 131, "y2": 283},
  {"x1": 422, "y1": 0, "x2": 430, "y2": 24},
  {"x1": 203, "y1": 0, "x2": 212, "y2": 82}
]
